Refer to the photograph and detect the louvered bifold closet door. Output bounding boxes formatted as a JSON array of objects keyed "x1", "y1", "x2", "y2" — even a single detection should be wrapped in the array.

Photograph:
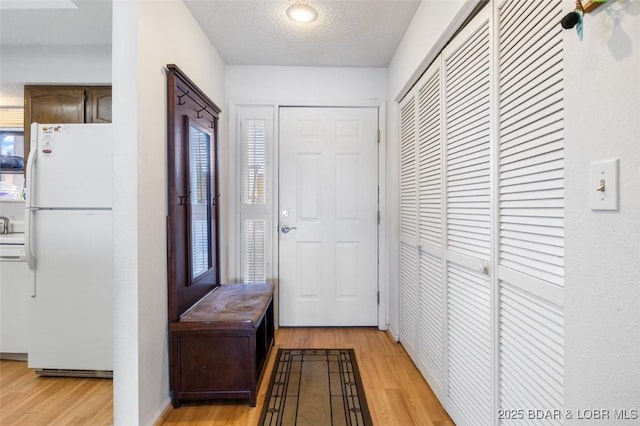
[
  {"x1": 416, "y1": 62, "x2": 446, "y2": 400},
  {"x1": 399, "y1": 95, "x2": 420, "y2": 361},
  {"x1": 497, "y1": 0, "x2": 565, "y2": 422},
  {"x1": 443, "y1": 6, "x2": 493, "y2": 425}
]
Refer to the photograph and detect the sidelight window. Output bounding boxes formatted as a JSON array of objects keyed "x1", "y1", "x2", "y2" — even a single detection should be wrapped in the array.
[{"x1": 239, "y1": 109, "x2": 273, "y2": 283}]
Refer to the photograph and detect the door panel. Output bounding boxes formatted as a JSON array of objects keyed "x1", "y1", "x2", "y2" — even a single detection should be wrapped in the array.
[
  {"x1": 279, "y1": 107, "x2": 378, "y2": 326},
  {"x1": 28, "y1": 210, "x2": 112, "y2": 371},
  {"x1": 442, "y1": 8, "x2": 493, "y2": 423},
  {"x1": 25, "y1": 86, "x2": 85, "y2": 125},
  {"x1": 86, "y1": 87, "x2": 113, "y2": 123},
  {"x1": 30, "y1": 124, "x2": 112, "y2": 209},
  {"x1": 497, "y1": 0, "x2": 565, "y2": 420}
]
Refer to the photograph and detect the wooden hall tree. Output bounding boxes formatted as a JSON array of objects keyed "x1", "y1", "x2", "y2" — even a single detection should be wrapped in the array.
[{"x1": 165, "y1": 65, "x2": 275, "y2": 408}]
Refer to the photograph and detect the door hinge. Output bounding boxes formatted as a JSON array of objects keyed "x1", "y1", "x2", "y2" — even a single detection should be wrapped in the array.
[
  {"x1": 377, "y1": 210, "x2": 381, "y2": 225},
  {"x1": 377, "y1": 291, "x2": 380, "y2": 305},
  {"x1": 377, "y1": 129, "x2": 381, "y2": 143}
]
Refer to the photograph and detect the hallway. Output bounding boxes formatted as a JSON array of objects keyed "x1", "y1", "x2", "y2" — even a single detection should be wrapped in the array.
[{"x1": 0, "y1": 328, "x2": 452, "y2": 425}]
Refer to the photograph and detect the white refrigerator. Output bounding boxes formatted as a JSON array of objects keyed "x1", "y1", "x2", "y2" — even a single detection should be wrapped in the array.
[{"x1": 25, "y1": 123, "x2": 113, "y2": 376}]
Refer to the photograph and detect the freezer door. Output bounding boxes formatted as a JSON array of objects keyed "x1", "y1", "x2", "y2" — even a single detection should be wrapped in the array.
[
  {"x1": 30, "y1": 123, "x2": 112, "y2": 209},
  {"x1": 28, "y1": 209, "x2": 112, "y2": 371}
]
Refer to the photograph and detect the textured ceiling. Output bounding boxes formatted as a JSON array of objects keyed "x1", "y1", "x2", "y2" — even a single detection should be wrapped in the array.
[
  {"x1": 0, "y1": 0, "x2": 419, "y2": 68},
  {"x1": 183, "y1": 0, "x2": 421, "y2": 67},
  {"x1": 0, "y1": 0, "x2": 112, "y2": 47}
]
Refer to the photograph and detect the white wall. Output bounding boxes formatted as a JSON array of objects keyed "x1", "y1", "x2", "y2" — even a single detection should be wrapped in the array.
[
  {"x1": 387, "y1": 0, "x2": 466, "y2": 101},
  {"x1": 112, "y1": 1, "x2": 140, "y2": 422},
  {"x1": 385, "y1": 0, "x2": 467, "y2": 338},
  {"x1": 563, "y1": 0, "x2": 640, "y2": 422},
  {"x1": 226, "y1": 65, "x2": 387, "y2": 321},
  {"x1": 226, "y1": 65, "x2": 387, "y2": 103},
  {"x1": 112, "y1": 0, "x2": 226, "y2": 424},
  {"x1": 226, "y1": 66, "x2": 387, "y2": 273},
  {"x1": 226, "y1": 64, "x2": 388, "y2": 327},
  {"x1": 0, "y1": 46, "x2": 111, "y2": 106}
]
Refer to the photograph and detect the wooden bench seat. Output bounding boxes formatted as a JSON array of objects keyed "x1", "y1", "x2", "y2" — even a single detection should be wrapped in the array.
[
  {"x1": 169, "y1": 283, "x2": 275, "y2": 407},
  {"x1": 179, "y1": 282, "x2": 273, "y2": 324}
]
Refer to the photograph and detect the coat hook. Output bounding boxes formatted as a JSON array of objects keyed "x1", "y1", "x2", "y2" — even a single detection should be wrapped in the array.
[
  {"x1": 177, "y1": 90, "x2": 189, "y2": 105},
  {"x1": 196, "y1": 106, "x2": 207, "y2": 119}
]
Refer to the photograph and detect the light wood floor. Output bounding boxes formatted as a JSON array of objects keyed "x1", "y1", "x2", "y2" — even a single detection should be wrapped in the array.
[
  {"x1": 0, "y1": 328, "x2": 453, "y2": 425},
  {"x1": 0, "y1": 359, "x2": 112, "y2": 425}
]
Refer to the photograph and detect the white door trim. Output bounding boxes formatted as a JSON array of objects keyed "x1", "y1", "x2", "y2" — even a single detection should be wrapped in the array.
[{"x1": 228, "y1": 99, "x2": 387, "y2": 331}]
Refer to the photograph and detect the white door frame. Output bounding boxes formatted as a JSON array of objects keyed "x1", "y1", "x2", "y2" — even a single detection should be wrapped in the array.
[{"x1": 228, "y1": 99, "x2": 388, "y2": 331}]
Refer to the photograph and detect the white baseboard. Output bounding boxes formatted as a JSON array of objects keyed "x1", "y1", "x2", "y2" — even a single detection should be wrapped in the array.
[{"x1": 151, "y1": 397, "x2": 172, "y2": 426}]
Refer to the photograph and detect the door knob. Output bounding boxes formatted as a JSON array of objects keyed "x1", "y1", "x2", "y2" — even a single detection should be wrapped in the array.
[{"x1": 281, "y1": 225, "x2": 297, "y2": 234}]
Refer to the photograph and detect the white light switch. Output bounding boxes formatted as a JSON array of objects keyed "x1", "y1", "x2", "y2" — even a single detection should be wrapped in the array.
[{"x1": 590, "y1": 159, "x2": 619, "y2": 211}]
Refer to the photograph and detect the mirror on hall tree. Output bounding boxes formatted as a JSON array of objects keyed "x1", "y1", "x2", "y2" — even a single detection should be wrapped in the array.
[{"x1": 188, "y1": 122, "x2": 213, "y2": 280}]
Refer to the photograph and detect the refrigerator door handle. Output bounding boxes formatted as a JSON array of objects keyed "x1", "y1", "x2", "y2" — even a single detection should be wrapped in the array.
[
  {"x1": 25, "y1": 208, "x2": 36, "y2": 262},
  {"x1": 26, "y1": 123, "x2": 38, "y2": 210},
  {"x1": 25, "y1": 208, "x2": 37, "y2": 297},
  {"x1": 25, "y1": 124, "x2": 38, "y2": 296}
]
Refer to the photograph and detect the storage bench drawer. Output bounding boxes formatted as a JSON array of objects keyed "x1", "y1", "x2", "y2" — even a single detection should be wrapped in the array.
[{"x1": 172, "y1": 330, "x2": 256, "y2": 404}]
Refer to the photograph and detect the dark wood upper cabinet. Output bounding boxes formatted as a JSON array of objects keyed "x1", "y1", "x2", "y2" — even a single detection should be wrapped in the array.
[
  {"x1": 25, "y1": 86, "x2": 85, "y2": 124},
  {"x1": 86, "y1": 87, "x2": 112, "y2": 123},
  {"x1": 23, "y1": 85, "x2": 112, "y2": 163}
]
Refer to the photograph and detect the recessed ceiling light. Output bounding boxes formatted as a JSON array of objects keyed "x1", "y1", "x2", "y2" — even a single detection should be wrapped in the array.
[{"x1": 286, "y1": 3, "x2": 318, "y2": 24}]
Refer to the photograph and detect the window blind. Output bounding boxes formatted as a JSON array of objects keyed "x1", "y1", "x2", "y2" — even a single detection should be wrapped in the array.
[
  {"x1": 239, "y1": 111, "x2": 273, "y2": 283},
  {"x1": 243, "y1": 119, "x2": 267, "y2": 206}
]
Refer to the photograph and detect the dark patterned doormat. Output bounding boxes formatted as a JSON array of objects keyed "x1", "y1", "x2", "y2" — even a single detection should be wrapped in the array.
[{"x1": 259, "y1": 349, "x2": 373, "y2": 426}]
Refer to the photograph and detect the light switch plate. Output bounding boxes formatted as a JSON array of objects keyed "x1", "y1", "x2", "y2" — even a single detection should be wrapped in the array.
[{"x1": 590, "y1": 158, "x2": 619, "y2": 211}]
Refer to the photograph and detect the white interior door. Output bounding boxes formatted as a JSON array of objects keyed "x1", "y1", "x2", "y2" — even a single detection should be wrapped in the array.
[{"x1": 279, "y1": 107, "x2": 378, "y2": 326}]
